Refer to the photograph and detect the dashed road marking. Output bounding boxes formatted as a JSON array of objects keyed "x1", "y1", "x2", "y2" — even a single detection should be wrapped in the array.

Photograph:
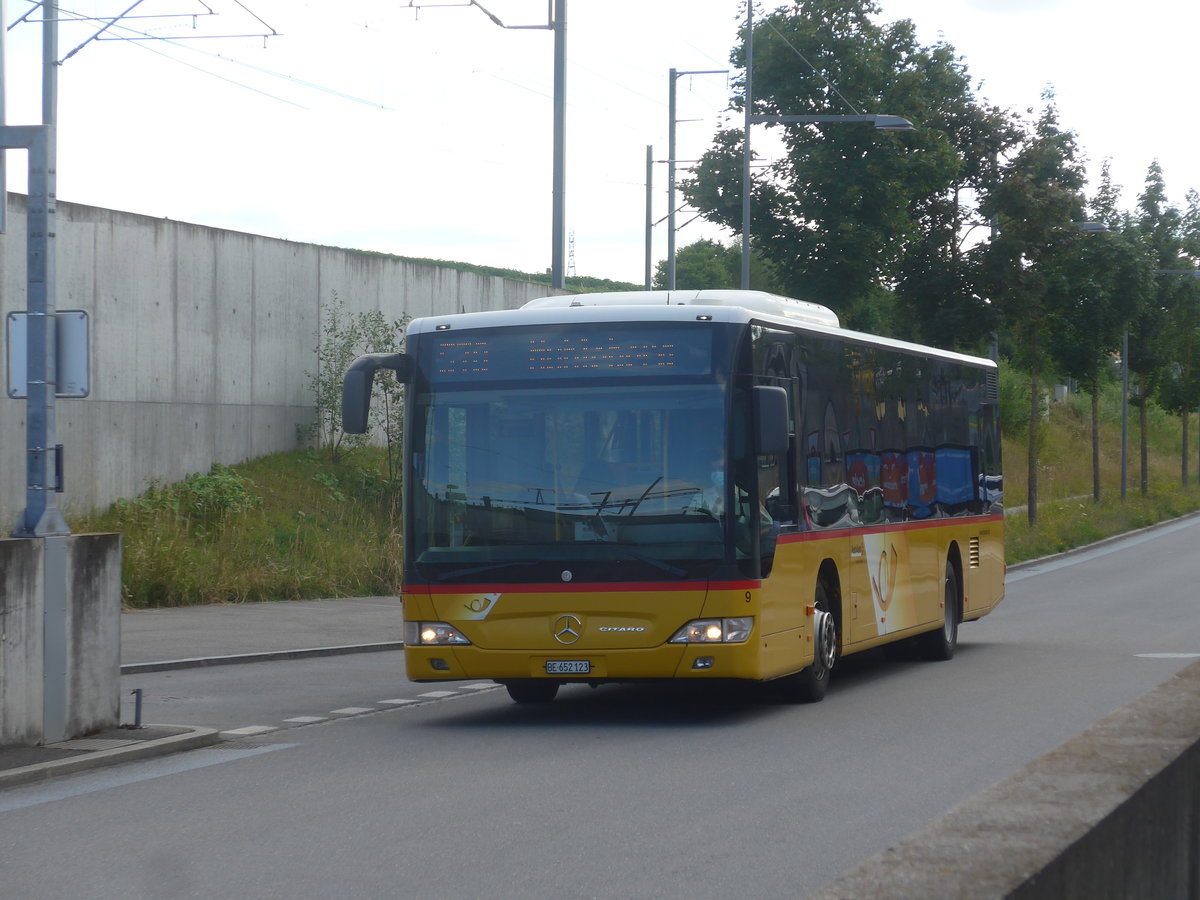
[
  {"x1": 1136, "y1": 652, "x2": 1200, "y2": 659},
  {"x1": 226, "y1": 683, "x2": 506, "y2": 738},
  {"x1": 221, "y1": 725, "x2": 278, "y2": 738}
]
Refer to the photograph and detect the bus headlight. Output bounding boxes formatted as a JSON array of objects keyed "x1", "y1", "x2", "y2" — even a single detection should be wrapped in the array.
[
  {"x1": 668, "y1": 617, "x2": 753, "y2": 644},
  {"x1": 405, "y1": 621, "x2": 472, "y2": 646}
]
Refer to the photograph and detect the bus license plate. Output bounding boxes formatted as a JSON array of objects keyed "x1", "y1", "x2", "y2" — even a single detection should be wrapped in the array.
[{"x1": 546, "y1": 660, "x2": 590, "y2": 675}]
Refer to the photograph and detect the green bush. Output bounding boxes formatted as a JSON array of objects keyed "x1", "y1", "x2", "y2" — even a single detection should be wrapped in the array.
[{"x1": 998, "y1": 363, "x2": 1031, "y2": 439}]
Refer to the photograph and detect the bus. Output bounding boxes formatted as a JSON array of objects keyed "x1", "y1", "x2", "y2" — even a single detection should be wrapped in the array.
[{"x1": 341, "y1": 290, "x2": 1004, "y2": 704}]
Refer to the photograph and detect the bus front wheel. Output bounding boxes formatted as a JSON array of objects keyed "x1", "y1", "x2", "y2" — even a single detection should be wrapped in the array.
[
  {"x1": 778, "y1": 584, "x2": 838, "y2": 703},
  {"x1": 503, "y1": 680, "x2": 560, "y2": 704}
]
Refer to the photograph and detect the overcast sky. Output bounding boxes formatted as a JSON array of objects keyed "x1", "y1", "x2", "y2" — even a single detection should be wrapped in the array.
[{"x1": 4, "y1": 0, "x2": 1196, "y2": 284}]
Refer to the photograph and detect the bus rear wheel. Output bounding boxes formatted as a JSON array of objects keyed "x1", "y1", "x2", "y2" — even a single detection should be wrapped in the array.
[
  {"x1": 918, "y1": 561, "x2": 959, "y2": 661},
  {"x1": 503, "y1": 680, "x2": 560, "y2": 704},
  {"x1": 778, "y1": 583, "x2": 838, "y2": 703}
]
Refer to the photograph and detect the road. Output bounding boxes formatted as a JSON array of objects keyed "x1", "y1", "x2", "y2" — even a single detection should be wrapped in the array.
[{"x1": 2, "y1": 517, "x2": 1198, "y2": 899}]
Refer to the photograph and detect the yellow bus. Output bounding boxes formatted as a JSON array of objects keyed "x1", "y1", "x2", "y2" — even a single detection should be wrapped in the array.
[{"x1": 342, "y1": 290, "x2": 1004, "y2": 704}]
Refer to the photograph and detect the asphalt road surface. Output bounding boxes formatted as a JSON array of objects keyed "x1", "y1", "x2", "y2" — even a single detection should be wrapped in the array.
[{"x1": 2, "y1": 516, "x2": 1199, "y2": 899}]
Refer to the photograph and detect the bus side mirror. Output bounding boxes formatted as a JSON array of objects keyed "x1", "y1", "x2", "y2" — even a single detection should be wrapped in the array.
[
  {"x1": 753, "y1": 385, "x2": 790, "y2": 456},
  {"x1": 341, "y1": 352, "x2": 414, "y2": 434}
]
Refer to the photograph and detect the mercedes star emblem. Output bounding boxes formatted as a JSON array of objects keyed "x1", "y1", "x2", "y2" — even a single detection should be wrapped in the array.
[{"x1": 553, "y1": 614, "x2": 582, "y2": 645}]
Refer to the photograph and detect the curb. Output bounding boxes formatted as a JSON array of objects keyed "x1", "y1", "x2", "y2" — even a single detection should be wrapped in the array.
[
  {"x1": 0, "y1": 725, "x2": 222, "y2": 790},
  {"x1": 121, "y1": 641, "x2": 406, "y2": 674},
  {"x1": 1006, "y1": 507, "x2": 1200, "y2": 574}
]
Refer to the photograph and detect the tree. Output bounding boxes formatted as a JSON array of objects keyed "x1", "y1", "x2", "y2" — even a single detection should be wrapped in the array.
[
  {"x1": 654, "y1": 238, "x2": 735, "y2": 290},
  {"x1": 301, "y1": 291, "x2": 410, "y2": 478},
  {"x1": 653, "y1": 238, "x2": 783, "y2": 293},
  {"x1": 1171, "y1": 190, "x2": 1200, "y2": 487},
  {"x1": 683, "y1": 0, "x2": 1014, "y2": 338},
  {"x1": 975, "y1": 99, "x2": 1087, "y2": 526},
  {"x1": 1048, "y1": 220, "x2": 1151, "y2": 501},
  {"x1": 1132, "y1": 161, "x2": 1186, "y2": 495}
]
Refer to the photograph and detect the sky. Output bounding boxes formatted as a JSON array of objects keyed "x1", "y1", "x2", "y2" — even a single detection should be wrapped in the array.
[{"x1": 3, "y1": 0, "x2": 1197, "y2": 285}]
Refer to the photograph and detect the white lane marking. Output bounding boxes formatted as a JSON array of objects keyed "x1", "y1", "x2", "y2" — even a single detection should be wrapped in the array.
[
  {"x1": 378, "y1": 698, "x2": 418, "y2": 706},
  {"x1": 282, "y1": 716, "x2": 328, "y2": 724},
  {"x1": 329, "y1": 707, "x2": 375, "y2": 715},
  {"x1": 418, "y1": 691, "x2": 458, "y2": 698},
  {"x1": 220, "y1": 725, "x2": 277, "y2": 738},
  {"x1": 1135, "y1": 652, "x2": 1200, "y2": 659},
  {"x1": 0, "y1": 744, "x2": 297, "y2": 814},
  {"x1": 462, "y1": 682, "x2": 498, "y2": 690}
]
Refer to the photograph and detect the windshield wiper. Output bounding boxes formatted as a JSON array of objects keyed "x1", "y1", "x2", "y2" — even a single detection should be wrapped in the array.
[{"x1": 429, "y1": 561, "x2": 530, "y2": 582}]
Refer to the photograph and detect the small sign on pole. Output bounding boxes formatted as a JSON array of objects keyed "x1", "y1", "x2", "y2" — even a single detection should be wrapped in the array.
[{"x1": 6, "y1": 309, "x2": 90, "y2": 399}]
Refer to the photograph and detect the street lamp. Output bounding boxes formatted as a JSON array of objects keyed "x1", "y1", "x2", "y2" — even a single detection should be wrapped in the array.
[{"x1": 737, "y1": 0, "x2": 914, "y2": 288}]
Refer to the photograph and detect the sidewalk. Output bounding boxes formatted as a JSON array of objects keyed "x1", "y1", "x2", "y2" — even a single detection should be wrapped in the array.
[
  {"x1": 121, "y1": 595, "x2": 405, "y2": 671},
  {"x1": 0, "y1": 596, "x2": 405, "y2": 788}
]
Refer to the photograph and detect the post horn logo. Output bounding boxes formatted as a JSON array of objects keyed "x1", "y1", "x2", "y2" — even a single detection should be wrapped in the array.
[{"x1": 872, "y1": 543, "x2": 900, "y2": 614}]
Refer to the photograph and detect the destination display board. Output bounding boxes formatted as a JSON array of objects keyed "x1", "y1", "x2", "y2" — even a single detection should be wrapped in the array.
[{"x1": 426, "y1": 326, "x2": 713, "y2": 382}]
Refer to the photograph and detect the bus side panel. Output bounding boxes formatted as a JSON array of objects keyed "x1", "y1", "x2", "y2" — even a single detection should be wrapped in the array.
[
  {"x1": 751, "y1": 533, "x2": 842, "y2": 680},
  {"x1": 846, "y1": 517, "x2": 1006, "y2": 647},
  {"x1": 965, "y1": 518, "x2": 1005, "y2": 620}
]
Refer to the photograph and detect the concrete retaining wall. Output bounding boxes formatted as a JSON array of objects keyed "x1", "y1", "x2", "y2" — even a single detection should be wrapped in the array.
[
  {"x1": 805, "y1": 659, "x2": 1200, "y2": 899},
  {"x1": 0, "y1": 194, "x2": 562, "y2": 526},
  {"x1": 0, "y1": 534, "x2": 122, "y2": 745}
]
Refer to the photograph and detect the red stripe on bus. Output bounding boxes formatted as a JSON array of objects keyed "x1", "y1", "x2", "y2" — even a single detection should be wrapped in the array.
[{"x1": 412, "y1": 579, "x2": 762, "y2": 595}]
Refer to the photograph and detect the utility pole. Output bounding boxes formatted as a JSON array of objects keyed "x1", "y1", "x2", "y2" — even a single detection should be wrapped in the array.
[
  {"x1": 6, "y1": 0, "x2": 68, "y2": 538},
  {"x1": 414, "y1": 1, "x2": 567, "y2": 289},
  {"x1": 644, "y1": 144, "x2": 653, "y2": 289},
  {"x1": 666, "y1": 66, "x2": 725, "y2": 290},
  {"x1": 740, "y1": 2, "x2": 753, "y2": 290},
  {"x1": 550, "y1": 1, "x2": 566, "y2": 289}
]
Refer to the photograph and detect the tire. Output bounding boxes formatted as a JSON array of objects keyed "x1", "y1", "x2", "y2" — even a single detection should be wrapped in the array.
[
  {"x1": 503, "y1": 680, "x2": 560, "y2": 704},
  {"x1": 918, "y1": 561, "x2": 959, "y2": 661},
  {"x1": 778, "y1": 582, "x2": 838, "y2": 703}
]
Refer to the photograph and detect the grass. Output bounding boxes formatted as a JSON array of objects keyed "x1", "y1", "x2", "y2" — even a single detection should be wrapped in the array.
[
  {"x1": 72, "y1": 450, "x2": 403, "y2": 608},
  {"x1": 1002, "y1": 380, "x2": 1200, "y2": 563},
  {"x1": 71, "y1": 376, "x2": 1200, "y2": 607}
]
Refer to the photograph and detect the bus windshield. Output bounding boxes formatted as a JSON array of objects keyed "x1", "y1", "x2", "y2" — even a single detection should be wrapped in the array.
[{"x1": 410, "y1": 381, "x2": 728, "y2": 584}]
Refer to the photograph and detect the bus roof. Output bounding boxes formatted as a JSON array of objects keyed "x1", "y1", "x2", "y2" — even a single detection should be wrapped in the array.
[
  {"x1": 407, "y1": 290, "x2": 996, "y2": 370},
  {"x1": 522, "y1": 290, "x2": 842, "y2": 328}
]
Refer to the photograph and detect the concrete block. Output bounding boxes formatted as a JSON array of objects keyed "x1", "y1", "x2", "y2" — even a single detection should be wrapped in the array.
[
  {"x1": 0, "y1": 534, "x2": 121, "y2": 746},
  {"x1": 804, "y1": 661, "x2": 1200, "y2": 899},
  {"x1": 0, "y1": 539, "x2": 43, "y2": 745},
  {"x1": 65, "y1": 533, "x2": 122, "y2": 736}
]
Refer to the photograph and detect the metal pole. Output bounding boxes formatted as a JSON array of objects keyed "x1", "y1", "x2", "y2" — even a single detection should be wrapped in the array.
[
  {"x1": 740, "y1": 2, "x2": 753, "y2": 290},
  {"x1": 550, "y1": 0, "x2": 566, "y2": 289},
  {"x1": 1120, "y1": 326, "x2": 1128, "y2": 501},
  {"x1": 644, "y1": 144, "x2": 653, "y2": 290},
  {"x1": 14, "y1": 1, "x2": 67, "y2": 537},
  {"x1": 667, "y1": 68, "x2": 677, "y2": 290},
  {"x1": 1, "y1": 0, "x2": 8, "y2": 235}
]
